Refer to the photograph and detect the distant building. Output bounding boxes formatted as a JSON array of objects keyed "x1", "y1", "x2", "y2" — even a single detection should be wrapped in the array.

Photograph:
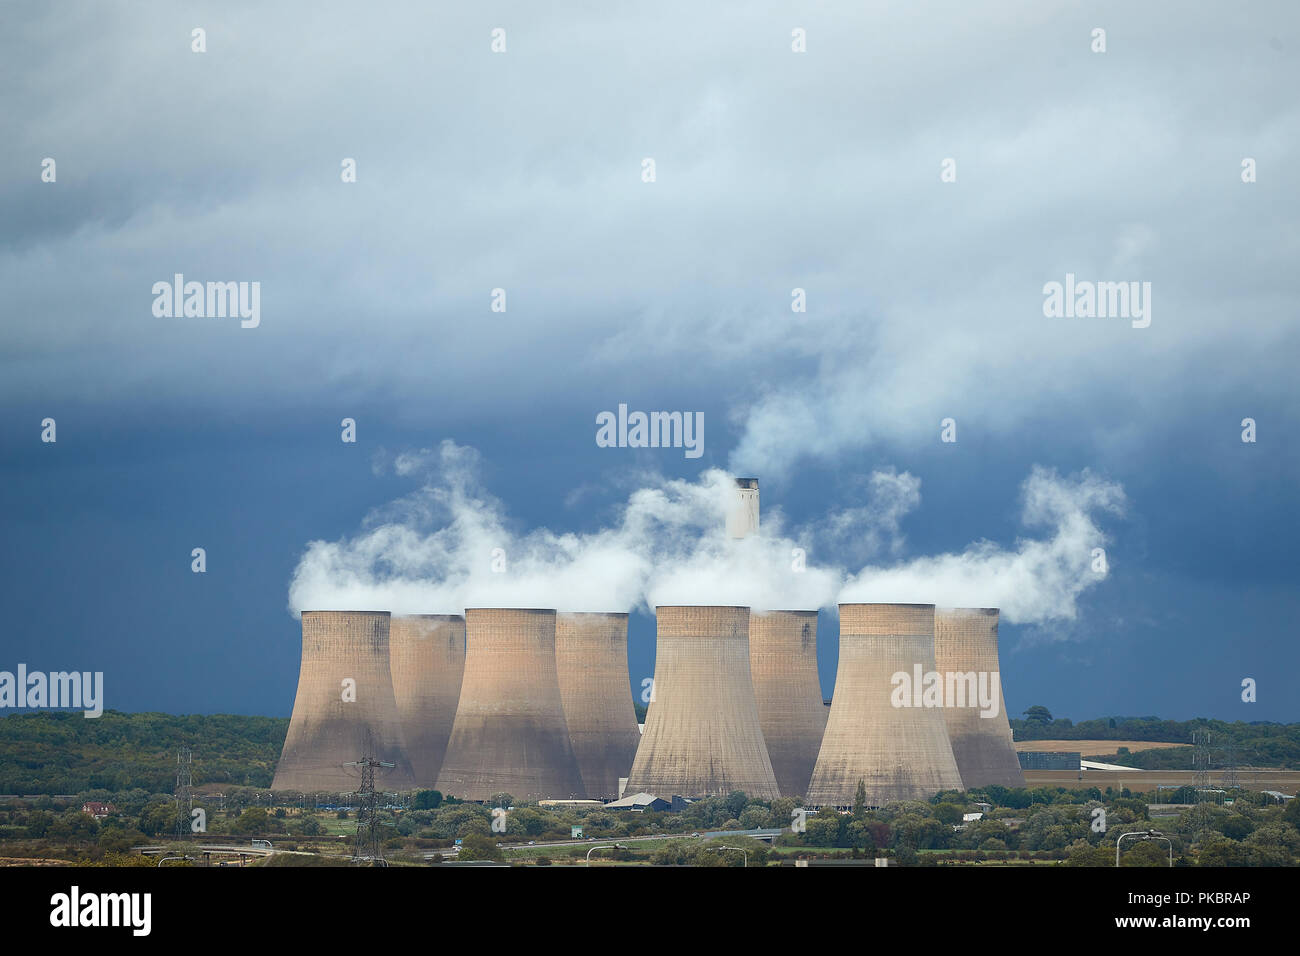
[
  {"x1": 1017, "y1": 751, "x2": 1081, "y2": 771},
  {"x1": 81, "y1": 802, "x2": 115, "y2": 820},
  {"x1": 604, "y1": 792, "x2": 673, "y2": 812},
  {"x1": 604, "y1": 792, "x2": 670, "y2": 812}
]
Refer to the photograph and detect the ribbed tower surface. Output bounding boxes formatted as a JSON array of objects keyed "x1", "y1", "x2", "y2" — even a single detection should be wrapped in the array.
[
  {"x1": 933, "y1": 608, "x2": 1025, "y2": 789},
  {"x1": 624, "y1": 606, "x2": 780, "y2": 800},
  {"x1": 806, "y1": 604, "x2": 962, "y2": 807},
  {"x1": 389, "y1": 614, "x2": 466, "y2": 788},
  {"x1": 554, "y1": 612, "x2": 641, "y2": 800},
  {"x1": 749, "y1": 609, "x2": 827, "y2": 798},
  {"x1": 272, "y1": 611, "x2": 417, "y2": 793},
  {"x1": 435, "y1": 608, "x2": 586, "y2": 801}
]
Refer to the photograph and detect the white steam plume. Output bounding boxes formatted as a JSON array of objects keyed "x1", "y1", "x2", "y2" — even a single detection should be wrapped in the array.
[
  {"x1": 289, "y1": 444, "x2": 1124, "y2": 630},
  {"x1": 288, "y1": 441, "x2": 840, "y2": 615},
  {"x1": 837, "y1": 466, "x2": 1126, "y2": 624}
]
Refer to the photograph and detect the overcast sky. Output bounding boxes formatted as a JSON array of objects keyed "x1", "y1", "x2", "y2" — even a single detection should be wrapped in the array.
[{"x1": 2, "y1": 1, "x2": 1297, "y2": 723}]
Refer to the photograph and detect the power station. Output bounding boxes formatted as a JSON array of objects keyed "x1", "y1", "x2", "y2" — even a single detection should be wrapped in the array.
[
  {"x1": 435, "y1": 608, "x2": 586, "y2": 801},
  {"x1": 933, "y1": 607, "x2": 1026, "y2": 789},
  {"x1": 554, "y1": 612, "x2": 641, "y2": 800},
  {"x1": 272, "y1": 610, "x2": 417, "y2": 793},
  {"x1": 624, "y1": 606, "x2": 780, "y2": 800},
  {"x1": 806, "y1": 603, "x2": 963, "y2": 807},
  {"x1": 273, "y1": 483, "x2": 1029, "y2": 809},
  {"x1": 749, "y1": 609, "x2": 827, "y2": 798},
  {"x1": 388, "y1": 614, "x2": 466, "y2": 788}
]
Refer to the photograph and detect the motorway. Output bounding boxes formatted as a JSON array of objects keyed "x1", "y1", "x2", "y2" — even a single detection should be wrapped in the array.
[{"x1": 424, "y1": 828, "x2": 785, "y2": 860}]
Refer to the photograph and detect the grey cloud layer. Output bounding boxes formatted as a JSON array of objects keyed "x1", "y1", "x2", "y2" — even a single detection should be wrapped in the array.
[{"x1": 3, "y1": 1, "x2": 1297, "y2": 477}]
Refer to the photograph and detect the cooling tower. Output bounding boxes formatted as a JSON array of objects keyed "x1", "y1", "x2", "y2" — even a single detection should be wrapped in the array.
[
  {"x1": 389, "y1": 614, "x2": 466, "y2": 788},
  {"x1": 933, "y1": 607, "x2": 1025, "y2": 789},
  {"x1": 624, "y1": 606, "x2": 780, "y2": 800},
  {"x1": 435, "y1": 608, "x2": 586, "y2": 801},
  {"x1": 806, "y1": 604, "x2": 962, "y2": 807},
  {"x1": 554, "y1": 612, "x2": 641, "y2": 800},
  {"x1": 272, "y1": 611, "x2": 417, "y2": 793},
  {"x1": 749, "y1": 610, "x2": 827, "y2": 798}
]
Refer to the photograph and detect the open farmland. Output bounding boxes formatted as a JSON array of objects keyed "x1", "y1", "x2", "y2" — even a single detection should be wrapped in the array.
[{"x1": 1014, "y1": 740, "x2": 1191, "y2": 756}]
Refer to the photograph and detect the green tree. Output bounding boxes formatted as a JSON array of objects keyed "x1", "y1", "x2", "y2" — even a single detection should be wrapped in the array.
[
  {"x1": 25, "y1": 810, "x2": 54, "y2": 839},
  {"x1": 236, "y1": 808, "x2": 271, "y2": 834},
  {"x1": 770, "y1": 797, "x2": 797, "y2": 831},
  {"x1": 1064, "y1": 838, "x2": 1113, "y2": 866},
  {"x1": 852, "y1": 780, "x2": 868, "y2": 821},
  {"x1": 1219, "y1": 814, "x2": 1254, "y2": 841},
  {"x1": 804, "y1": 809, "x2": 843, "y2": 847},
  {"x1": 412, "y1": 790, "x2": 443, "y2": 810},
  {"x1": 137, "y1": 800, "x2": 176, "y2": 837},
  {"x1": 457, "y1": 833, "x2": 503, "y2": 862},
  {"x1": 1023, "y1": 705, "x2": 1053, "y2": 725},
  {"x1": 932, "y1": 803, "x2": 963, "y2": 826},
  {"x1": 1119, "y1": 841, "x2": 1169, "y2": 867},
  {"x1": 1283, "y1": 797, "x2": 1300, "y2": 827},
  {"x1": 290, "y1": 816, "x2": 322, "y2": 836},
  {"x1": 738, "y1": 805, "x2": 770, "y2": 830},
  {"x1": 97, "y1": 827, "x2": 148, "y2": 855},
  {"x1": 1197, "y1": 837, "x2": 1247, "y2": 866}
]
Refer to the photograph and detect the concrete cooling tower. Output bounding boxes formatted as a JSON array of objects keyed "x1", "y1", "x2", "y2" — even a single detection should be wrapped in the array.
[
  {"x1": 933, "y1": 607, "x2": 1025, "y2": 789},
  {"x1": 624, "y1": 606, "x2": 780, "y2": 800},
  {"x1": 749, "y1": 610, "x2": 828, "y2": 798},
  {"x1": 389, "y1": 614, "x2": 466, "y2": 788},
  {"x1": 435, "y1": 608, "x2": 586, "y2": 801},
  {"x1": 807, "y1": 604, "x2": 962, "y2": 807},
  {"x1": 554, "y1": 612, "x2": 641, "y2": 800},
  {"x1": 272, "y1": 611, "x2": 417, "y2": 793}
]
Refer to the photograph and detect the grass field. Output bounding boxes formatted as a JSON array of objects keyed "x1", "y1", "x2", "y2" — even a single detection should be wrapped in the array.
[{"x1": 1014, "y1": 739, "x2": 1190, "y2": 756}]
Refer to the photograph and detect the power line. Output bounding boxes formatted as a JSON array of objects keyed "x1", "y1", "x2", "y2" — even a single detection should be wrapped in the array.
[
  {"x1": 174, "y1": 747, "x2": 194, "y2": 841},
  {"x1": 344, "y1": 738, "x2": 394, "y2": 867}
]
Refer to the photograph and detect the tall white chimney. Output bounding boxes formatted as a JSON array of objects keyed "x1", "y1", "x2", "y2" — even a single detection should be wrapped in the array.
[{"x1": 727, "y1": 478, "x2": 760, "y2": 539}]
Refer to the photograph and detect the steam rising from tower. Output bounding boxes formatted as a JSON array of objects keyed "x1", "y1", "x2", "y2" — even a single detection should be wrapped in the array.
[
  {"x1": 554, "y1": 612, "x2": 641, "y2": 800},
  {"x1": 272, "y1": 611, "x2": 417, "y2": 793},
  {"x1": 806, "y1": 603, "x2": 962, "y2": 806},
  {"x1": 933, "y1": 607, "x2": 1025, "y2": 789},
  {"x1": 435, "y1": 608, "x2": 586, "y2": 801},
  {"x1": 624, "y1": 605, "x2": 779, "y2": 800},
  {"x1": 389, "y1": 614, "x2": 466, "y2": 788}
]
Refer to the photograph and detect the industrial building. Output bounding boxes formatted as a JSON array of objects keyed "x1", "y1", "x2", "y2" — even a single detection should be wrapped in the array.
[
  {"x1": 1019, "y1": 751, "x2": 1081, "y2": 771},
  {"x1": 806, "y1": 603, "x2": 963, "y2": 807},
  {"x1": 272, "y1": 610, "x2": 418, "y2": 793},
  {"x1": 624, "y1": 605, "x2": 780, "y2": 800},
  {"x1": 388, "y1": 614, "x2": 466, "y2": 788},
  {"x1": 435, "y1": 608, "x2": 586, "y2": 801},
  {"x1": 749, "y1": 609, "x2": 827, "y2": 797},
  {"x1": 554, "y1": 611, "x2": 641, "y2": 800},
  {"x1": 933, "y1": 607, "x2": 1026, "y2": 789}
]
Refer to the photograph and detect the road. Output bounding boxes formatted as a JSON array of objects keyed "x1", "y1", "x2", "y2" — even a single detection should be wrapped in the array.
[{"x1": 423, "y1": 828, "x2": 785, "y2": 860}]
